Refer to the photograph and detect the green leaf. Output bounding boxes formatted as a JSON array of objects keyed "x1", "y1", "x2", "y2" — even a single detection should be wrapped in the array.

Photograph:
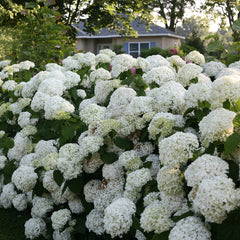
[
  {"x1": 53, "y1": 170, "x2": 64, "y2": 186},
  {"x1": 0, "y1": 136, "x2": 14, "y2": 154},
  {"x1": 113, "y1": 137, "x2": 134, "y2": 150},
  {"x1": 211, "y1": 208, "x2": 240, "y2": 240},
  {"x1": 143, "y1": 161, "x2": 152, "y2": 169},
  {"x1": 228, "y1": 160, "x2": 239, "y2": 184},
  {"x1": 224, "y1": 133, "x2": 240, "y2": 155},
  {"x1": 198, "y1": 100, "x2": 211, "y2": 109},
  {"x1": 67, "y1": 177, "x2": 83, "y2": 194},
  {"x1": 190, "y1": 77, "x2": 198, "y2": 84},
  {"x1": 151, "y1": 231, "x2": 170, "y2": 240},
  {"x1": 233, "y1": 114, "x2": 240, "y2": 128},
  {"x1": 223, "y1": 99, "x2": 231, "y2": 110},
  {"x1": 100, "y1": 151, "x2": 118, "y2": 164},
  {"x1": 3, "y1": 161, "x2": 16, "y2": 184},
  {"x1": 172, "y1": 211, "x2": 194, "y2": 222}
]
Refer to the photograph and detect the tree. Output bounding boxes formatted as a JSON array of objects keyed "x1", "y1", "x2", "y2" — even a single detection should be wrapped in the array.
[
  {"x1": 204, "y1": 0, "x2": 240, "y2": 41},
  {"x1": 0, "y1": 0, "x2": 154, "y2": 36},
  {"x1": 1, "y1": 6, "x2": 74, "y2": 67},
  {"x1": 176, "y1": 16, "x2": 210, "y2": 39},
  {"x1": 151, "y1": 0, "x2": 195, "y2": 31}
]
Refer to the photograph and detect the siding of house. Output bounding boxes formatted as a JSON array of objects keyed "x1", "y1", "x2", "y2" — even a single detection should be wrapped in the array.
[{"x1": 76, "y1": 36, "x2": 181, "y2": 53}]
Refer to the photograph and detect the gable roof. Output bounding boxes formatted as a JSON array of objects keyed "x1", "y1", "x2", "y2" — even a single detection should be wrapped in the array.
[{"x1": 74, "y1": 20, "x2": 185, "y2": 39}]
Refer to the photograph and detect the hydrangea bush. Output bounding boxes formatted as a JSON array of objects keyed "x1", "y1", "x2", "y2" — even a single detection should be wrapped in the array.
[{"x1": 0, "y1": 49, "x2": 240, "y2": 239}]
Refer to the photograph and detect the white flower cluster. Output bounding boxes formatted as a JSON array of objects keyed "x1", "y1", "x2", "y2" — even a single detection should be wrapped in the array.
[{"x1": 1, "y1": 50, "x2": 240, "y2": 239}]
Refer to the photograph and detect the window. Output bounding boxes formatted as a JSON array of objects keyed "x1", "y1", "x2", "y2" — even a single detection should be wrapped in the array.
[{"x1": 129, "y1": 42, "x2": 150, "y2": 57}]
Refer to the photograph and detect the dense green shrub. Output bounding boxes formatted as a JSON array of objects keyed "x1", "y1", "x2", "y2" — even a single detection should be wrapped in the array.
[{"x1": 141, "y1": 47, "x2": 172, "y2": 58}]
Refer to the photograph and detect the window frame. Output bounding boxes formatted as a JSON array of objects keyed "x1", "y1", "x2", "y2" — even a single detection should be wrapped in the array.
[{"x1": 128, "y1": 42, "x2": 150, "y2": 57}]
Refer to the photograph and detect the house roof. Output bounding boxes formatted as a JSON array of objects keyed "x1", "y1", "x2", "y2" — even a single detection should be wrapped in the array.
[{"x1": 74, "y1": 20, "x2": 185, "y2": 39}]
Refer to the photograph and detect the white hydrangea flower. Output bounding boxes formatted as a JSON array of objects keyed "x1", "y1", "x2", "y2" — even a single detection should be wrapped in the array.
[
  {"x1": 0, "y1": 60, "x2": 11, "y2": 68},
  {"x1": 0, "y1": 183, "x2": 17, "y2": 208},
  {"x1": 104, "y1": 197, "x2": 136, "y2": 238},
  {"x1": 169, "y1": 216, "x2": 211, "y2": 240},
  {"x1": 95, "y1": 53, "x2": 111, "y2": 64},
  {"x1": 8, "y1": 132, "x2": 33, "y2": 161},
  {"x1": 19, "y1": 60, "x2": 35, "y2": 70},
  {"x1": 44, "y1": 96, "x2": 75, "y2": 120},
  {"x1": 94, "y1": 79, "x2": 120, "y2": 104},
  {"x1": 53, "y1": 229, "x2": 71, "y2": 240},
  {"x1": 76, "y1": 89, "x2": 86, "y2": 99},
  {"x1": 126, "y1": 96, "x2": 154, "y2": 116},
  {"x1": 78, "y1": 135, "x2": 104, "y2": 157},
  {"x1": 68, "y1": 198, "x2": 84, "y2": 214},
  {"x1": 192, "y1": 176, "x2": 239, "y2": 223},
  {"x1": 119, "y1": 150, "x2": 142, "y2": 171},
  {"x1": 145, "y1": 55, "x2": 171, "y2": 71},
  {"x1": 145, "y1": 154, "x2": 160, "y2": 178},
  {"x1": 18, "y1": 112, "x2": 31, "y2": 128},
  {"x1": 210, "y1": 75, "x2": 240, "y2": 109},
  {"x1": 89, "y1": 68, "x2": 111, "y2": 83},
  {"x1": 99, "y1": 49, "x2": 116, "y2": 58},
  {"x1": 158, "y1": 132, "x2": 199, "y2": 166},
  {"x1": 38, "y1": 78, "x2": 66, "y2": 97},
  {"x1": 25, "y1": 218, "x2": 46, "y2": 239},
  {"x1": 51, "y1": 209, "x2": 71, "y2": 230},
  {"x1": 125, "y1": 168, "x2": 152, "y2": 190},
  {"x1": 148, "y1": 112, "x2": 185, "y2": 140},
  {"x1": 184, "y1": 154, "x2": 229, "y2": 187},
  {"x1": 57, "y1": 143, "x2": 83, "y2": 180},
  {"x1": 12, "y1": 193, "x2": 28, "y2": 211},
  {"x1": 77, "y1": 52, "x2": 96, "y2": 67},
  {"x1": 107, "y1": 87, "x2": 137, "y2": 118},
  {"x1": 203, "y1": 61, "x2": 226, "y2": 77},
  {"x1": 111, "y1": 54, "x2": 137, "y2": 77},
  {"x1": 2, "y1": 80, "x2": 18, "y2": 91},
  {"x1": 63, "y1": 71, "x2": 81, "y2": 89},
  {"x1": 136, "y1": 57, "x2": 149, "y2": 72},
  {"x1": 143, "y1": 192, "x2": 161, "y2": 207},
  {"x1": 62, "y1": 56, "x2": 80, "y2": 70},
  {"x1": 167, "y1": 55, "x2": 186, "y2": 68},
  {"x1": 142, "y1": 66, "x2": 176, "y2": 86},
  {"x1": 157, "y1": 166, "x2": 184, "y2": 196},
  {"x1": 93, "y1": 178, "x2": 124, "y2": 211},
  {"x1": 86, "y1": 209, "x2": 105, "y2": 235},
  {"x1": 147, "y1": 81, "x2": 186, "y2": 114},
  {"x1": 35, "y1": 140, "x2": 57, "y2": 159},
  {"x1": 140, "y1": 201, "x2": 174, "y2": 234},
  {"x1": 42, "y1": 170, "x2": 59, "y2": 193},
  {"x1": 0, "y1": 155, "x2": 7, "y2": 170},
  {"x1": 177, "y1": 63, "x2": 203, "y2": 87},
  {"x1": 84, "y1": 179, "x2": 101, "y2": 203},
  {"x1": 102, "y1": 162, "x2": 123, "y2": 180},
  {"x1": 229, "y1": 60, "x2": 240, "y2": 69},
  {"x1": 12, "y1": 166, "x2": 38, "y2": 192},
  {"x1": 135, "y1": 230, "x2": 146, "y2": 240},
  {"x1": 31, "y1": 197, "x2": 54, "y2": 218},
  {"x1": 80, "y1": 103, "x2": 106, "y2": 125},
  {"x1": 31, "y1": 92, "x2": 50, "y2": 112},
  {"x1": 9, "y1": 98, "x2": 31, "y2": 114},
  {"x1": 216, "y1": 67, "x2": 240, "y2": 78},
  {"x1": 83, "y1": 153, "x2": 103, "y2": 173},
  {"x1": 185, "y1": 50, "x2": 205, "y2": 65},
  {"x1": 184, "y1": 80, "x2": 212, "y2": 109},
  {"x1": 199, "y1": 108, "x2": 236, "y2": 147}
]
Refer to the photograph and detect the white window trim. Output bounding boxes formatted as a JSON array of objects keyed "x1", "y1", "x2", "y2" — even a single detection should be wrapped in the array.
[{"x1": 128, "y1": 42, "x2": 150, "y2": 56}]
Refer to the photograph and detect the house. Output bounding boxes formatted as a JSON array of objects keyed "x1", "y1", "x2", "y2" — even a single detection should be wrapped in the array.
[{"x1": 74, "y1": 20, "x2": 185, "y2": 57}]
